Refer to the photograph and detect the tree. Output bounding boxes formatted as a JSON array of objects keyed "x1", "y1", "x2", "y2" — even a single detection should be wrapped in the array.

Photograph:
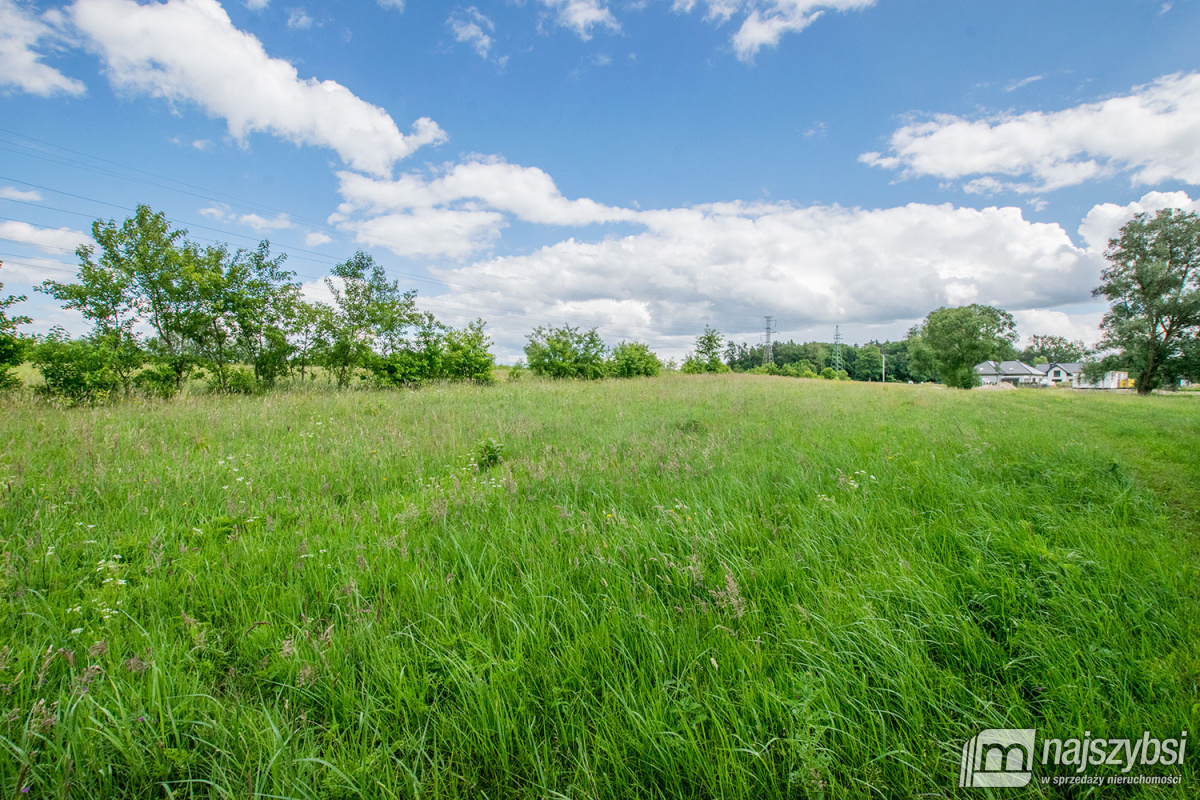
[
  {"x1": 441, "y1": 319, "x2": 495, "y2": 383},
  {"x1": 609, "y1": 341, "x2": 661, "y2": 378},
  {"x1": 854, "y1": 344, "x2": 883, "y2": 381},
  {"x1": 232, "y1": 240, "x2": 297, "y2": 387},
  {"x1": 1020, "y1": 334, "x2": 1090, "y2": 365},
  {"x1": 324, "y1": 251, "x2": 418, "y2": 387},
  {"x1": 524, "y1": 325, "x2": 608, "y2": 379},
  {"x1": 182, "y1": 243, "x2": 241, "y2": 393},
  {"x1": 911, "y1": 304, "x2": 1018, "y2": 389},
  {"x1": 286, "y1": 299, "x2": 333, "y2": 382},
  {"x1": 0, "y1": 262, "x2": 31, "y2": 389},
  {"x1": 327, "y1": 251, "x2": 417, "y2": 356},
  {"x1": 38, "y1": 230, "x2": 147, "y2": 394},
  {"x1": 1093, "y1": 208, "x2": 1200, "y2": 395},
  {"x1": 682, "y1": 326, "x2": 730, "y2": 373}
]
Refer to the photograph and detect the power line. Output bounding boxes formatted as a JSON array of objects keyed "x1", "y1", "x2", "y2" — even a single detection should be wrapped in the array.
[
  {"x1": 0, "y1": 180, "x2": 717, "y2": 344},
  {"x1": 0, "y1": 131, "x2": 754, "y2": 347}
]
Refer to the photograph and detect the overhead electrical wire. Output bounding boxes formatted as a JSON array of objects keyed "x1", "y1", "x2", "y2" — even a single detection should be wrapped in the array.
[{"x1": 0, "y1": 129, "x2": 733, "y2": 345}]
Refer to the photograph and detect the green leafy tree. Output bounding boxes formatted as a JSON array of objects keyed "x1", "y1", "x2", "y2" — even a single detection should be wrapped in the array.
[
  {"x1": 609, "y1": 341, "x2": 661, "y2": 378},
  {"x1": 854, "y1": 344, "x2": 883, "y2": 381},
  {"x1": 182, "y1": 243, "x2": 243, "y2": 393},
  {"x1": 328, "y1": 251, "x2": 417, "y2": 355},
  {"x1": 524, "y1": 325, "x2": 608, "y2": 379},
  {"x1": 38, "y1": 228, "x2": 147, "y2": 394},
  {"x1": 1092, "y1": 208, "x2": 1200, "y2": 395},
  {"x1": 30, "y1": 327, "x2": 121, "y2": 404},
  {"x1": 441, "y1": 319, "x2": 495, "y2": 383},
  {"x1": 324, "y1": 251, "x2": 418, "y2": 387},
  {"x1": 0, "y1": 263, "x2": 31, "y2": 389},
  {"x1": 911, "y1": 304, "x2": 1018, "y2": 389},
  {"x1": 1020, "y1": 334, "x2": 1090, "y2": 365},
  {"x1": 1163, "y1": 333, "x2": 1200, "y2": 386},
  {"x1": 286, "y1": 300, "x2": 333, "y2": 382},
  {"x1": 682, "y1": 326, "x2": 730, "y2": 373},
  {"x1": 232, "y1": 240, "x2": 297, "y2": 387}
]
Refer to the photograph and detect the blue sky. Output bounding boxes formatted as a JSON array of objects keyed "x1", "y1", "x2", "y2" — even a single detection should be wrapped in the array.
[{"x1": 2, "y1": 0, "x2": 1199, "y2": 361}]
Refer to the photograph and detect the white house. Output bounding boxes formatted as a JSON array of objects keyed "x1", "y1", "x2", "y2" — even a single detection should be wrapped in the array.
[
  {"x1": 1034, "y1": 362, "x2": 1083, "y2": 385},
  {"x1": 974, "y1": 360, "x2": 1133, "y2": 389},
  {"x1": 974, "y1": 361, "x2": 1043, "y2": 385}
]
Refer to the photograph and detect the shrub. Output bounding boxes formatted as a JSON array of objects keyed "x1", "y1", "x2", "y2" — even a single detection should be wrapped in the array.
[
  {"x1": 820, "y1": 367, "x2": 836, "y2": 380},
  {"x1": 134, "y1": 362, "x2": 183, "y2": 399},
  {"x1": 31, "y1": 329, "x2": 120, "y2": 404},
  {"x1": 0, "y1": 333, "x2": 25, "y2": 390},
  {"x1": 442, "y1": 320, "x2": 495, "y2": 383},
  {"x1": 476, "y1": 438, "x2": 504, "y2": 470},
  {"x1": 208, "y1": 367, "x2": 260, "y2": 395},
  {"x1": 524, "y1": 325, "x2": 607, "y2": 379},
  {"x1": 609, "y1": 341, "x2": 661, "y2": 378}
]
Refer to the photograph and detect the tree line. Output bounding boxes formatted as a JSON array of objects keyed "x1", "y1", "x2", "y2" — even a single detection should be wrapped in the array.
[
  {"x1": 901, "y1": 209, "x2": 1200, "y2": 393},
  {"x1": 1, "y1": 206, "x2": 1197, "y2": 399},
  {"x1": 0, "y1": 205, "x2": 494, "y2": 402}
]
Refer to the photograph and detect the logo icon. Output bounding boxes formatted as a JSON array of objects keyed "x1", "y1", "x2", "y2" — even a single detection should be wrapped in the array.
[{"x1": 960, "y1": 729, "x2": 1037, "y2": 788}]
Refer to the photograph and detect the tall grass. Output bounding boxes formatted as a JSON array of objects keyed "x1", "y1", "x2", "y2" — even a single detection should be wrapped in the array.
[{"x1": 1, "y1": 375, "x2": 1197, "y2": 797}]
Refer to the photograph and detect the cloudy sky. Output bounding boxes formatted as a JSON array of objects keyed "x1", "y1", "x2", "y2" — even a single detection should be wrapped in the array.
[{"x1": 2, "y1": 0, "x2": 1199, "y2": 361}]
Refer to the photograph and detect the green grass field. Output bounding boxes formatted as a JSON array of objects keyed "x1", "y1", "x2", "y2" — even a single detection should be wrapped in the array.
[{"x1": 1, "y1": 375, "x2": 1198, "y2": 798}]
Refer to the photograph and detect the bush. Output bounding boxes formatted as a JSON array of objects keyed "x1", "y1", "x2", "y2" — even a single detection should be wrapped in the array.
[
  {"x1": 367, "y1": 319, "x2": 495, "y2": 387},
  {"x1": 31, "y1": 330, "x2": 120, "y2": 404},
  {"x1": 681, "y1": 354, "x2": 731, "y2": 374},
  {"x1": 0, "y1": 333, "x2": 25, "y2": 390},
  {"x1": 442, "y1": 320, "x2": 495, "y2": 383},
  {"x1": 475, "y1": 438, "x2": 504, "y2": 470},
  {"x1": 524, "y1": 325, "x2": 607, "y2": 379},
  {"x1": 134, "y1": 362, "x2": 183, "y2": 399},
  {"x1": 609, "y1": 341, "x2": 661, "y2": 378},
  {"x1": 208, "y1": 367, "x2": 260, "y2": 395},
  {"x1": 820, "y1": 367, "x2": 836, "y2": 380}
]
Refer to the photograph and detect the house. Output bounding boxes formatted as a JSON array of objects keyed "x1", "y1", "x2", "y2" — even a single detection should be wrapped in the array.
[
  {"x1": 974, "y1": 360, "x2": 1043, "y2": 385},
  {"x1": 973, "y1": 360, "x2": 1132, "y2": 389},
  {"x1": 1034, "y1": 362, "x2": 1083, "y2": 385}
]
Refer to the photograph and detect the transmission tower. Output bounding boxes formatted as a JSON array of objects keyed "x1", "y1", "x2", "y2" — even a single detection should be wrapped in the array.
[
  {"x1": 762, "y1": 316, "x2": 776, "y2": 365},
  {"x1": 832, "y1": 325, "x2": 844, "y2": 372}
]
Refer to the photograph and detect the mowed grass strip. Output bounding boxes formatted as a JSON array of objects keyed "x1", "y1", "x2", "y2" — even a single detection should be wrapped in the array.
[{"x1": 1, "y1": 375, "x2": 1197, "y2": 798}]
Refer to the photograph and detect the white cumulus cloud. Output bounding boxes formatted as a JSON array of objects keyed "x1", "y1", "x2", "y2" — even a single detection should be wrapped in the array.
[
  {"x1": 0, "y1": 220, "x2": 92, "y2": 254},
  {"x1": 861, "y1": 72, "x2": 1200, "y2": 193},
  {"x1": 331, "y1": 156, "x2": 638, "y2": 257},
  {"x1": 304, "y1": 231, "x2": 332, "y2": 247},
  {"x1": 428, "y1": 200, "x2": 1102, "y2": 356},
  {"x1": 1078, "y1": 190, "x2": 1200, "y2": 252},
  {"x1": 0, "y1": 0, "x2": 86, "y2": 96},
  {"x1": 71, "y1": 0, "x2": 445, "y2": 177}
]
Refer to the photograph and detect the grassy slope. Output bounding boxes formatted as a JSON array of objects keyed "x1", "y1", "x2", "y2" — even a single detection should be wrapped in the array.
[{"x1": 0, "y1": 375, "x2": 1197, "y2": 798}]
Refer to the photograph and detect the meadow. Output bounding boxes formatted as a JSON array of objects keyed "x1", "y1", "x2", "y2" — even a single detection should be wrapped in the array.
[{"x1": 1, "y1": 374, "x2": 1197, "y2": 798}]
